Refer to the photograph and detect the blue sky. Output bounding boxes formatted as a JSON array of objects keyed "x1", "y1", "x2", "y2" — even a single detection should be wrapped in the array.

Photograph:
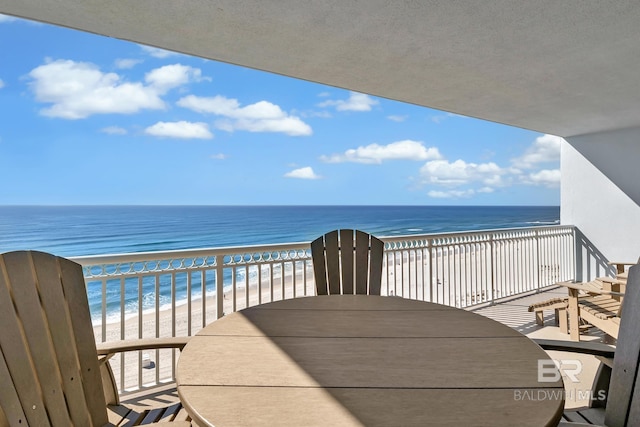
[{"x1": 0, "y1": 15, "x2": 561, "y2": 206}]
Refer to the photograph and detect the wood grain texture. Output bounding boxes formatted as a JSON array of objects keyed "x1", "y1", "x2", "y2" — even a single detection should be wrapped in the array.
[
  {"x1": 0, "y1": 251, "x2": 107, "y2": 426},
  {"x1": 310, "y1": 230, "x2": 384, "y2": 296},
  {"x1": 177, "y1": 295, "x2": 564, "y2": 427},
  {"x1": 310, "y1": 234, "x2": 328, "y2": 295},
  {"x1": 178, "y1": 386, "x2": 563, "y2": 427},
  {"x1": 0, "y1": 251, "x2": 190, "y2": 427},
  {"x1": 340, "y1": 229, "x2": 355, "y2": 294}
]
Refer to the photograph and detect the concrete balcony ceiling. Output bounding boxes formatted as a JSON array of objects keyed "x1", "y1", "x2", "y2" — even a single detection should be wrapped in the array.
[{"x1": 2, "y1": 1, "x2": 640, "y2": 138}]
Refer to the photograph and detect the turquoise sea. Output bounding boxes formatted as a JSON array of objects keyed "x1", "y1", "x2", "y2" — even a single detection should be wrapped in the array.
[
  {"x1": 0, "y1": 205, "x2": 560, "y2": 322},
  {"x1": 0, "y1": 205, "x2": 560, "y2": 257}
]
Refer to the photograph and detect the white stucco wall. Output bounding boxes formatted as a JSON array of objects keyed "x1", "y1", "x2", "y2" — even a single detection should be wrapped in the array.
[{"x1": 562, "y1": 127, "x2": 640, "y2": 278}]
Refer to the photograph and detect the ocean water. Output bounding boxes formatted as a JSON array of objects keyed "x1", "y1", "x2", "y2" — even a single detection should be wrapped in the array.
[
  {"x1": 0, "y1": 205, "x2": 560, "y2": 257},
  {"x1": 0, "y1": 205, "x2": 560, "y2": 322}
]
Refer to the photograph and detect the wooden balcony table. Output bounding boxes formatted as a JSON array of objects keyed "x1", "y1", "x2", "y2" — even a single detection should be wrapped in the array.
[{"x1": 176, "y1": 295, "x2": 564, "y2": 426}]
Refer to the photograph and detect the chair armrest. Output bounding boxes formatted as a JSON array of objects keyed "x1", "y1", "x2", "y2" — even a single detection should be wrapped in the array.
[
  {"x1": 608, "y1": 260, "x2": 638, "y2": 275},
  {"x1": 608, "y1": 261, "x2": 636, "y2": 267},
  {"x1": 95, "y1": 337, "x2": 191, "y2": 405},
  {"x1": 556, "y1": 280, "x2": 624, "y2": 297},
  {"x1": 96, "y1": 336, "x2": 190, "y2": 359},
  {"x1": 533, "y1": 338, "x2": 616, "y2": 358}
]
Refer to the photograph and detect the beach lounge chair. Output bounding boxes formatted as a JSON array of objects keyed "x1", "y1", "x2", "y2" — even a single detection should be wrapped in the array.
[
  {"x1": 311, "y1": 229, "x2": 384, "y2": 295},
  {"x1": 0, "y1": 250, "x2": 192, "y2": 426},
  {"x1": 534, "y1": 264, "x2": 640, "y2": 426}
]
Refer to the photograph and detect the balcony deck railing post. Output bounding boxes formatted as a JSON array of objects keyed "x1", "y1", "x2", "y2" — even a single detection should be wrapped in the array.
[
  {"x1": 187, "y1": 273, "x2": 192, "y2": 335},
  {"x1": 201, "y1": 270, "x2": 207, "y2": 328},
  {"x1": 428, "y1": 238, "x2": 433, "y2": 303},
  {"x1": 535, "y1": 228, "x2": 541, "y2": 291},
  {"x1": 489, "y1": 232, "x2": 496, "y2": 304},
  {"x1": 216, "y1": 257, "x2": 224, "y2": 319}
]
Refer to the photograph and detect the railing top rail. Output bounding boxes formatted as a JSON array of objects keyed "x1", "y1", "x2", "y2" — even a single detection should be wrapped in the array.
[
  {"x1": 378, "y1": 224, "x2": 572, "y2": 243},
  {"x1": 70, "y1": 241, "x2": 312, "y2": 266},
  {"x1": 69, "y1": 224, "x2": 573, "y2": 266}
]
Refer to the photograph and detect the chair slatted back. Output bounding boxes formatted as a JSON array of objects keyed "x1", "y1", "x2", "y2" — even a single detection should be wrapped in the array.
[
  {"x1": 605, "y1": 264, "x2": 640, "y2": 426},
  {"x1": 311, "y1": 229, "x2": 384, "y2": 295},
  {"x1": 0, "y1": 251, "x2": 107, "y2": 427}
]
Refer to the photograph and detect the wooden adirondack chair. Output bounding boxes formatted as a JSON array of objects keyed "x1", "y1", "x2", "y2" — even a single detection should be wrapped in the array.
[
  {"x1": 530, "y1": 258, "x2": 637, "y2": 335},
  {"x1": 534, "y1": 264, "x2": 640, "y2": 426},
  {"x1": 311, "y1": 229, "x2": 384, "y2": 295},
  {"x1": 560, "y1": 277, "x2": 626, "y2": 341},
  {"x1": 531, "y1": 273, "x2": 627, "y2": 340},
  {"x1": 0, "y1": 251, "x2": 191, "y2": 426}
]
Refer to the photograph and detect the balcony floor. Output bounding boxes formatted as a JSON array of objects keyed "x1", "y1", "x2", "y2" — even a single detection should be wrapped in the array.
[{"x1": 471, "y1": 286, "x2": 568, "y2": 332}]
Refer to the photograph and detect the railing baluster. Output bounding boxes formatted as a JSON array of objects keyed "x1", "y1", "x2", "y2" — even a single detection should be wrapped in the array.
[
  {"x1": 187, "y1": 272, "x2": 192, "y2": 335},
  {"x1": 101, "y1": 278, "x2": 107, "y2": 341},
  {"x1": 231, "y1": 267, "x2": 237, "y2": 313},
  {"x1": 244, "y1": 265, "x2": 249, "y2": 307},
  {"x1": 216, "y1": 260, "x2": 224, "y2": 319},
  {"x1": 201, "y1": 270, "x2": 206, "y2": 328}
]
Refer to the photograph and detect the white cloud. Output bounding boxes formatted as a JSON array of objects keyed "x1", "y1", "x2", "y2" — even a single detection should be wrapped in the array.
[
  {"x1": 524, "y1": 169, "x2": 561, "y2": 188},
  {"x1": 284, "y1": 166, "x2": 321, "y2": 179},
  {"x1": 144, "y1": 121, "x2": 213, "y2": 139},
  {"x1": 387, "y1": 115, "x2": 408, "y2": 122},
  {"x1": 412, "y1": 133, "x2": 562, "y2": 200},
  {"x1": 115, "y1": 58, "x2": 142, "y2": 69},
  {"x1": 211, "y1": 153, "x2": 227, "y2": 160},
  {"x1": 0, "y1": 79, "x2": 4, "y2": 89},
  {"x1": 177, "y1": 94, "x2": 312, "y2": 136},
  {"x1": 420, "y1": 159, "x2": 506, "y2": 187},
  {"x1": 511, "y1": 134, "x2": 563, "y2": 169},
  {"x1": 28, "y1": 60, "x2": 164, "y2": 119},
  {"x1": 428, "y1": 189, "x2": 475, "y2": 199},
  {"x1": 145, "y1": 64, "x2": 203, "y2": 93},
  {"x1": 100, "y1": 126, "x2": 127, "y2": 135},
  {"x1": 215, "y1": 116, "x2": 311, "y2": 136},
  {"x1": 478, "y1": 186, "x2": 495, "y2": 193},
  {"x1": 318, "y1": 91, "x2": 379, "y2": 112},
  {"x1": 140, "y1": 45, "x2": 179, "y2": 58},
  {"x1": 27, "y1": 59, "x2": 202, "y2": 119},
  {"x1": 321, "y1": 140, "x2": 442, "y2": 164}
]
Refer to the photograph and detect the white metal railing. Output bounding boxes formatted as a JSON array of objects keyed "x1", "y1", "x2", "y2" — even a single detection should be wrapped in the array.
[
  {"x1": 382, "y1": 225, "x2": 575, "y2": 306},
  {"x1": 72, "y1": 224, "x2": 575, "y2": 395}
]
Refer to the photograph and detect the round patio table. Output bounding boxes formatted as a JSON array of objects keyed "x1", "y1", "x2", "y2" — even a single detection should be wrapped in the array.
[{"x1": 177, "y1": 295, "x2": 564, "y2": 426}]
